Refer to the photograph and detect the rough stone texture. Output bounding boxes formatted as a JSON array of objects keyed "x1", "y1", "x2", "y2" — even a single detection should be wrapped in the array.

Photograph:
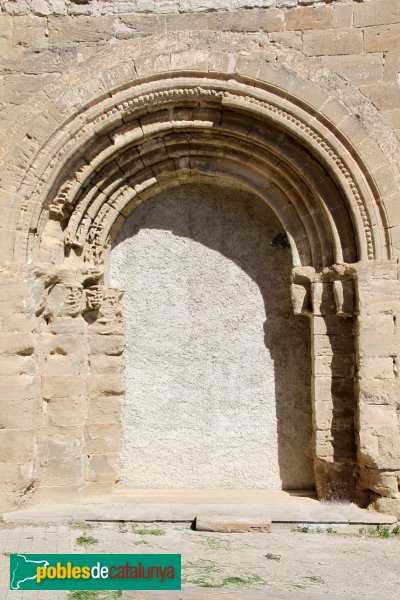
[
  {"x1": 0, "y1": 0, "x2": 399, "y2": 514},
  {"x1": 0, "y1": 0, "x2": 376, "y2": 17},
  {"x1": 110, "y1": 183, "x2": 314, "y2": 490}
]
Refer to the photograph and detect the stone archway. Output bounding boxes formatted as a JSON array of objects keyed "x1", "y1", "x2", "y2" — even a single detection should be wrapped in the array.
[{"x1": 0, "y1": 34, "x2": 399, "y2": 512}]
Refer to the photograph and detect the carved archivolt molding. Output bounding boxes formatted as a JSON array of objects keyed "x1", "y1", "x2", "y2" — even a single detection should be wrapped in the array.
[{"x1": 12, "y1": 75, "x2": 387, "y2": 267}]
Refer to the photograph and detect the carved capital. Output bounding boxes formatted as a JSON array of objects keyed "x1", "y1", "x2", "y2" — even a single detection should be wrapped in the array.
[
  {"x1": 46, "y1": 283, "x2": 84, "y2": 318},
  {"x1": 291, "y1": 265, "x2": 356, "y2": 318}
]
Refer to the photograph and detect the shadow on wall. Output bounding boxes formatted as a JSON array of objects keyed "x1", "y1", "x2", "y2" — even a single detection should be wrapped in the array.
[{"x1": 111, "y1": 181, "x2": 314, "y2": 490}]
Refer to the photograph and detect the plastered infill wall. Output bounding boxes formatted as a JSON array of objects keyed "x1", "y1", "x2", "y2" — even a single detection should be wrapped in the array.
[
  {"x1": 110, "y1": 183, "x2": 314, "y2": 490},
  {"x1": 1, "y1": 0, "x2": 400, "y2": 141}
]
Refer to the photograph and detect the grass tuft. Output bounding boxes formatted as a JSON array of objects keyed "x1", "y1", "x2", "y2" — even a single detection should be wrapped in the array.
[
  {"x1": 292, "y1": 526, "x2": 310, "y2": 533},
  {"x1": 75, "y1": 534, "x2": 99, "y2": 546},
  {"x1": 69, "y1": 521, "x2": 92, "y2": 530},
  {"x1": 359, "y1": 524, "x2": 399, "y2": 538},
  {"x1": 133, "y1": 528, "x2": 165, "y2": 536},
  {"x1": 68, "y1": 592, "x2": 122, "y2": 599}
]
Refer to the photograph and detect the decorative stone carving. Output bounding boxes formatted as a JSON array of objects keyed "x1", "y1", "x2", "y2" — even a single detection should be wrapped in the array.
[
  {"x1": 45, "y1": 284, "x2": 84, "y2": 319},
  {"x1": 291, "y1": 265, "x2": 357, "y2": 318}
]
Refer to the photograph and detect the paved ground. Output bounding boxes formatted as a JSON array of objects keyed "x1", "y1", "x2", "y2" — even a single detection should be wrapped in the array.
[{"x1": 0, "y1": 520, "x2": 399, "y2": 600}]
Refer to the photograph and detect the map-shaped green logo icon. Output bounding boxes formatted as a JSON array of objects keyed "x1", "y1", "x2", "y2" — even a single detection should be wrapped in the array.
[{"x1": 10, "y1": 554, "x2": 49, "y2": 590}]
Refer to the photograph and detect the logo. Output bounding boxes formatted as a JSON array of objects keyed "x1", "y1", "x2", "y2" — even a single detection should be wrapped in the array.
[{"x1": 10, "y1": 554, "x2": 181, "y2": 591}]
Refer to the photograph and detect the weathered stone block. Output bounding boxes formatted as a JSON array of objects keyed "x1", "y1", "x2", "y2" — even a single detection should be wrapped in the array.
[
  {"x1": 0, "y1": 430, "x2": 35, "y2": 463},
  {"x1": 0, "y1": 396, "x2": 41, "y2": 429},
  {"x1": 42, "y1": 376, "x2": 86, "y2": 399},
  {"x1": 12, "y1": 15, "x2": 48, "y2": 47},
  {"x1": 358, "y1": 356, "x2": 396, "y2": 380},
  {"x1": 359, "y1": 404, "x2": 398, "y2": 437},
  {"x1": 332, "y1": 4, "x2": 353, "y2": 29},
  {"x1": 0, "y1": 492, "x2": 19, "y2": 513},
  {"x1": 37, "y1": 426, "x2": 84, "y2": 459},
  {"x1": 0, "y1": 15, "x2": 13, "y2": 46},
  {"x1": 208, "y1": 8, "x2": 283, "y2": 32},
  {"x1": 303, "y1": 29, "x2": 363, "y2": 56},
  {"x1": 285, "y1": 6, "x2": 331, "y2": 31},
  {"x1": 359, "y1": 465, "x2": 398, "y2": 498},
  {"x1": 313, "y1": 399, "x2": 333, "y2": 431},
  {"x1": 314, "y1": 430, "x2": 334, "y2": 460},
  {"x1": 195, "y1": 516, "x2": 272, "y2": 533},
  {"x1": 87, "y1": 335, "x2": 124, "y2": 355},
  {"x1": 321, "y1": 54, "x2": 383, "y2": 86},
  {"x1": 357, "y1": 332, "x2": 400, "y2": 358},
  {"x1": 47, "y1": 317, "x2": 87, "y2": 335},
  {"x1": 0, "y1": 356, "x2": 35, "y2": 376},
  {"x1": 84, "y1": 423, "x2": 121, "y2": 454},
  {"x1": 358, "y1": 379, "x2": 400, "y2": 406},
  {"x1": 313, "y1": 334, "x2": 354, "y2": 357},
  {"x1": 0, "y1": 281, "x2": 31, "y2": 313},
  {"x1": 1, "y1": 313, "x2": 36, "y2": 333},
  {"x1": 87, "y1": 395, "x2": 122, "y2": 424},
  {"x1": 87, "y1": 453, "x2": 118, "y2": 482},
  {"x1": 114, "y1": 14, "x2": 166, "y2": 38},
  {"x1": 88, "y1": 354, "x2": 123, "y2": 374},
  {"x1": 166, "y1": 12, "x2": 208, "y2": 31},
  {"x1": 45, "y1": 397, "x2": 86, "y2": 427},
  {"x1": 48, "y1": 16, "x2": 114, "y2": 43},
  {"x1": 357, "y1": 314, "x2": 396, "y2": 336},
  {"x1": 0, "y1": 462, "x2": 34, "y2": 491},
  {"x1": 357, "y1": 278, "x2": 400, "y2": 314},
  {"x1": 0, "y1": 333, "x2": 34, "y2": 355},
  {"x1": 360, "y1": 83, "x2": 400, "y2": 111},
  {"x1": 38, "y1": 334, "x2": 85, "y2": 356},
  {"x1": 44, "y1": 353, "x2": 86, "y2": 376},
  {"x1": 384, "y1": 50, "x2": 400, "y2": 82},
  {"x1": 313, "y1": 376, "x2": 355, "y2": 405},
  {"x1": 40, "y1": 457, "x2": 84, "y2": 486},
  {"x1": 312, "y1": 316, "x2": 354, "y2": 337},
  {"x1": 22, "y1": 45, "x2": 78, "y2": 74},
  {"x1": 354, "y1": 0, "x2": 400, "y2": 28},
  {"x1": 270, "y1": 31, "x2": 302, "y2": 50},
  {"x1": 87, "y1": 374, "x2": 124, "y2": 395},
  {"x1": 369, "y1": 496, "x2": 400, "y2": 520},
  {"x1": 364, "y1": 24, "x2": 400, "y2": 52},
  {"x1": 313, "y1": 354, "x2": 354, "y2": 378},
  {"x1": 381, "y1": 109, "x2": 400, "y2": 130}
]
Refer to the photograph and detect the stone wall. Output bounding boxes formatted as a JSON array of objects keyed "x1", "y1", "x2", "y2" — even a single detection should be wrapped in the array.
[
  {"x1": 1, "y1": 0, "x2": 400, "y2": 143},
  {"x1": 0, "y1": 0, "x2": 399, "y2": 513}
]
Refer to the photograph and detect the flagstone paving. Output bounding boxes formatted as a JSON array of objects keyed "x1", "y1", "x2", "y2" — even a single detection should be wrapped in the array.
[{"x1": 0, "y1": 521, "x2": 399, "y2": 600}]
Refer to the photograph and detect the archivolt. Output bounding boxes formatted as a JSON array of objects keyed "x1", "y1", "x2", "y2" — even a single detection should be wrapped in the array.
[{"x1": 12, "y1": 70, "x2": 392, "y2": 267}]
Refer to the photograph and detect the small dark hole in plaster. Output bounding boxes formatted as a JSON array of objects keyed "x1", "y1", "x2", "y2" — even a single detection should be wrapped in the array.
[{"x1": 271, "y1": 232, "x2": 290, "y2": 249}]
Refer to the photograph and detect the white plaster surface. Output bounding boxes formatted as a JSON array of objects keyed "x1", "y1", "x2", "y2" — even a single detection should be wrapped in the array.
[{"x1": 110, "y1": 183, "x2": 314, "y2": 489}]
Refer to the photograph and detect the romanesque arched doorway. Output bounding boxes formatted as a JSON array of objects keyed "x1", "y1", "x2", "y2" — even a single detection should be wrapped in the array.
[{"x1": 0, "y1": 36, "x2": 398, "y2": 512}]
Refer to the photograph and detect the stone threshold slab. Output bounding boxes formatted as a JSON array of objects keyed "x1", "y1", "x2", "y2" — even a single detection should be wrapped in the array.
[{"x1": 2, "y1": 501, "x2": 396, "y2": 524}]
